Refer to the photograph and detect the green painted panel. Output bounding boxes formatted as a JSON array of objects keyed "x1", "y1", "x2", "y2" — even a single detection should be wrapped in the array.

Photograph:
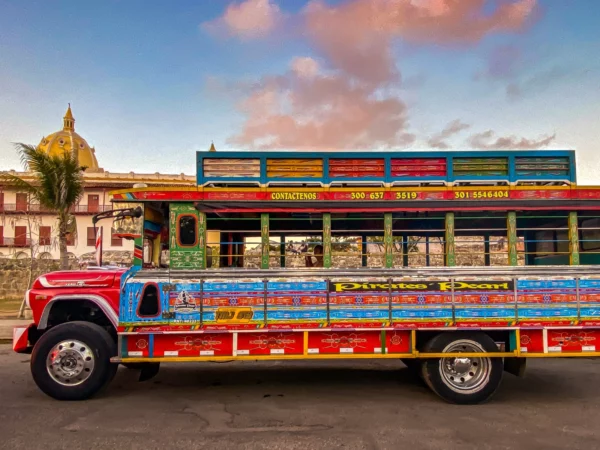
[
  {"x1": 507, "y1": 212, "x2": 518, "y2": 266},
  {"x1": 569, "y1": 211, "x2": 580, "y2": 266},
  {"x1": 445, "y1": 212, "x2": 455, "y2": 267},
  {"x1": 384, "y1": 213, "x2": 393, "y2": 268},
  {"x1": 323, "y1": 213, "x2": 332, "y2": 268},
  {"x1": 169, "y1": 203, "x2": 205, "y2": 270},
  {"x1": 261, "y1": 213, "x2": 269, "y2": 269}
]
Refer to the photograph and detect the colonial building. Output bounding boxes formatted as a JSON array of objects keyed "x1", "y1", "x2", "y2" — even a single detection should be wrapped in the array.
[{"x1": 0, "y1": 106, "x2": 196, "y2": 262}]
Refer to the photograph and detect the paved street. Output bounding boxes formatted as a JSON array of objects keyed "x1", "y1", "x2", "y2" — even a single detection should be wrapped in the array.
[{"x1": 1, "y1": 344, "x2": 600, "y2": 450}]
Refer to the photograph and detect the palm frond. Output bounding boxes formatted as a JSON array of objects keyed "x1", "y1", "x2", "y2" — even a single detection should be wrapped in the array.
[
  {"x1": 0, "y1": 172, "x2": 40, "y2": 199},
  {"x1": 10, "y1": 142, "x2": 85, "y2": 212}
]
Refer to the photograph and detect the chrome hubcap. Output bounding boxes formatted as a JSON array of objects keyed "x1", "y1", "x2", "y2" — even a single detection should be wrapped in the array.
[
  {"x1": 46, "y1": 340, "x2": 95, "y2": 386},
  {"x1": 439, "y1": 340, "x2": 491, "y2": 394}
]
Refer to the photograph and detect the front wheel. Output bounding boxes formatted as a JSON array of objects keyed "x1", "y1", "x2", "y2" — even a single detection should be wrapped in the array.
[
  {"x1": 420, "y1": 332, "x2": 503, "y2": 405},
  {"x1": 31, "y1": 321, "x2": 118, "y2": 400}
]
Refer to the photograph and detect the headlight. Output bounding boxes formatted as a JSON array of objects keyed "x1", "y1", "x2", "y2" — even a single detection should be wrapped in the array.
[{"x1": 25, "y1": 289, "x2": 31, "y2": 309}]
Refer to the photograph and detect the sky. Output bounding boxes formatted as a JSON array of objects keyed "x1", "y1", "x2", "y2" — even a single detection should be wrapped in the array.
[{"x1": 0, "y1": 0, "x2": 599, "y2": 183}]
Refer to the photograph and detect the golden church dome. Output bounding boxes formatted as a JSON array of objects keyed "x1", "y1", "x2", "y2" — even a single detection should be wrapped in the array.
[{"x1": 37, "y1": 105, "x2": 101, "y2": 172}]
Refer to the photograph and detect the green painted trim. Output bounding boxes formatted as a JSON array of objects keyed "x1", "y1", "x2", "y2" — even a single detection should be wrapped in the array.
[
  {"x1": 261, "y1": 213, "x2": 269, "y2": 269},
  {"x1": 121, "y1": 335, "x2": 128, "y2": 358},
  {"x1": 384, "y1": 213, "x2": 393, "y2": 268},
  {"x1": 507, "y1": 212, "x2": 518, "y2": 266},
  {"x1": 509, "y1": 330, "x2": 517, "y2": 352},
  {"x1": 569, "y1": 211, "x2": 580, "y2": 266},
  {"x1": 381, "y1": 330, "x2": 387, "y2": 354},
  {"x1": 323, "y1": 213, "x2": 332, "y2": 268},
  {"x1": 445, "y1": 212, "x2": 456, "y2": 267},
  {"x1": 198, "y1": 212, "x2": 207, "y2": 270}
]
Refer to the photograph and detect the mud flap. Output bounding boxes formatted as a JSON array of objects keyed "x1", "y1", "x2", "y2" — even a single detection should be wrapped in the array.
[
  {"x1": 138, "y1": 363, "x2": 161, "y2": 382},
  {"x1": 504, "y1": 357, "x2": 526, "y2": 377}
]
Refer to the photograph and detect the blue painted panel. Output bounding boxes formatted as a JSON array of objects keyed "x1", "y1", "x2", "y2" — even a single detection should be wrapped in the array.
[
  {"x1": 580, "y1": 306, "x2": 600, "y2": 317},
  {"x1": 266, "y1": 309, "x2": 328, "y2": 321},
  {"x1": 580, "y1": 279, "x2": 600, "y2": 289},
  {"x1": 329, "y1": 308, "x2": 389, "y2": 320},
  {"x1": 517, "y1": 306, "x2": 578, "y2": 318},
  {"x1": 204, "y1": 281, "x2": 264, "y2": 292},
  {"x1": 517, "y1": 279, "x2": 577, "y2": 289},
  {"x1": 120, "y1": 280, "x2": 170, "y2": 323},
  {"x1": 267, "y1": 281, "x2": 327, "y2": 291},
  {"x1": 455, "y1": 307, "x2": 515, "y2": 319},
  {"x1": 167, "y1": 282, "x2": 202, "y2": 323},
  {"x1": 392, "y1": 307, "x2": 453, "y2": 320}
]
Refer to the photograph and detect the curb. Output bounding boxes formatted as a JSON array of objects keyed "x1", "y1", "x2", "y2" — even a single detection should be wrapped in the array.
[{"x1": 0, "y1": 320, "x2": 30, "y2": 341}]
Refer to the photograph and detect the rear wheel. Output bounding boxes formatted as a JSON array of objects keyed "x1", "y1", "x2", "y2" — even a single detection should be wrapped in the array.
[
  {"x1": 31, "y1": 321, "x2": 118, "y2": 400},
  {"x1": 420, "y1": 332, "x2": 503, "y2": 404}
]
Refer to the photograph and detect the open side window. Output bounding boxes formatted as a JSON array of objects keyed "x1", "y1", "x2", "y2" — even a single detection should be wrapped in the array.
[
  {"x1": 177, "y1": 214, "x2": 198, "y2": 247},
  {"x1": 137, "y1": 283, "x2": 161, "y2": 317}
]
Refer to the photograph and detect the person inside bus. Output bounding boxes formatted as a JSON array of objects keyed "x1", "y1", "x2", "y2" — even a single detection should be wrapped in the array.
[{"x1": 305, "y1": 244, "x2": 323, "y2": 268}]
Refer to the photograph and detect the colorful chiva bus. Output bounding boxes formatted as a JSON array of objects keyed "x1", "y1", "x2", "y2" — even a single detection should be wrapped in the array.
[{"x1": 20, "y1": 149, "x2": 600, "y2": 404}]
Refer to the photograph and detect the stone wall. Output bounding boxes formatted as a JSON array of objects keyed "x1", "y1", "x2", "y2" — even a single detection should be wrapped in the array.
[{"x1": 0, "y1": 259, "x2": 78, "y2": 299}]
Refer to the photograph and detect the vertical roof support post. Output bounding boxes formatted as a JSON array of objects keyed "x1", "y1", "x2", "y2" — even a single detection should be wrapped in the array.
[
  {"x1": 384, "y1": 213, "x2": 393, "y2": 269},
  {"x1": 198, "y1": 211, "x2": 207, "y2": 270},
  {"x1": 323, "y1": 213, "x2": 332, "y2": 268},
  {"x1": 261, "y1": 213, "x2": 269, "y2": 269},
  {"x1": 569, "y1": 211, "x2": 580, "y2": 266},
  {"x1": 445, "y1": 212, "x2": 456, "y2": 267},
  {"x1": 507, "y1": 211, "x2": 518, "y2": 266},
  {"x1": 280, "y1": 235, "x2": 285, "y2": 268}
]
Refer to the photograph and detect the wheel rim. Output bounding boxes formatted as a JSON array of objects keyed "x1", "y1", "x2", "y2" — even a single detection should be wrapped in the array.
[
  {"x1": 439, "y1": 339, "x2": 491, "y2": 394},
  {"x1": 46, "y1": 340, "x2": 95, "y2": 386}
]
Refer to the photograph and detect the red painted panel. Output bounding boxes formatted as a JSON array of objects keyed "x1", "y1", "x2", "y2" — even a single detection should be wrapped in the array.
[
  {"x1": 236, "y1": 332, "x2": 303, "y2": 355},
  {"x1": 385, "y1": 330, "x2": 411, "y2": 353},
  {"x1": 519, "y1": 320, "x2": 577, "y2": 327},
  {"x1": 307, "y1": 331, "x2": 382, "y2": 354},
  {"x1": 546, "y1": 329, "x2": 600, "y2": 353},
  {"x1": 153, "y1": 333, "x2": 233, "y2": 357},
  {"x1": 127, "y1": 336, "x2": 151, "y2": 357},
  {"x1": 519, "y1": 329, "x2": 544, "y2": 353},
  {"x1": 518, "y1": 294, "x2": 577, "y2": 303}
]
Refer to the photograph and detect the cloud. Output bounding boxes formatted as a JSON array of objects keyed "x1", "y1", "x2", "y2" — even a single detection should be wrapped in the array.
[
  {"x1": 467, "y1": 130, "x2": 556, "y2": 149},
  {"x1": 228, "y1": 68, "x2": 415, "y2": 150},
  {"x1": 303, "y1": 0, "x2": 537, "y2": 85},
  {"x1": 203, "y1": 0, "x2": 283, "y2": 39},
  {"x1": 427, "y1": 119, "x2": 471, "y2": 149},
  {"x1": 290, "y1": 57, "x2": 320, "y2": 79},
  {"x1": 506, "y1": 66, "x2": 574, "y2": 100},
  {"x1": 207, "y1": 0, "x2": 541, "y2": 150}
]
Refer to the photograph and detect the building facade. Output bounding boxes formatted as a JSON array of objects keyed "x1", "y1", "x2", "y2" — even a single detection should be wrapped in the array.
[{"x1": 0, "y1": 106, "x2": 196, "y2": 262}]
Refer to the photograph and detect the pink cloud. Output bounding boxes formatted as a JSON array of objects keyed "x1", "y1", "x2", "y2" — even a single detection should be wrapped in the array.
[
  {"x1": 290, "y1": 57, "x2": 320, "y2": 78},
  {"x1": 210, "y1": 0, "x2": 541, "y2": 150},
  {"x1": 204, "y1": 0, "x2": 283, "y2": 39},
  {"x1": 303, "y1": 0, "x2": 538, "y2": 84},
  {"x1": 428, "y1": 119, "x2": 471, "y2": 149},
  {"x1": 468, "y1": 130, "x2": 556, "y2": 149},
  {"x1": 228, "y1": 69, "x2": 415, "y2": 150}
]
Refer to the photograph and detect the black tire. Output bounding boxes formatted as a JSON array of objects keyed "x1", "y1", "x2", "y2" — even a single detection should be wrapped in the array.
[
  {"x1": 31, "y1": 321, "x2": 118, "y2": 401},
  {"x1": 420, "y1": 332, "x2": 503, "y2": 405}
]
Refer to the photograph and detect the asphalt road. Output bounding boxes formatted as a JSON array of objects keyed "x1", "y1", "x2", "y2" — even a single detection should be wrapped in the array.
[{"x1": 1, "y1": 345, "x2": 600, "y2": 450}]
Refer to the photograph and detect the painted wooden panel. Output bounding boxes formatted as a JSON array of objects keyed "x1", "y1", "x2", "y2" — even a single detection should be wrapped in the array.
[{"x1": 169, "y1": 203, "x2": 205, "y2": 270}]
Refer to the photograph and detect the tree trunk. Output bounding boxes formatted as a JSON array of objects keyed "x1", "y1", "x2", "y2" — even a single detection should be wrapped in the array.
[{"x1": 58, "y1": 215, "x2": 69, "y2": 271}]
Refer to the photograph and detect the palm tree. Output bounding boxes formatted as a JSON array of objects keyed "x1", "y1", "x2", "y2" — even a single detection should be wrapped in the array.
[{"x1": 1, "y1": 143, "x2": 85, "y2": 270}]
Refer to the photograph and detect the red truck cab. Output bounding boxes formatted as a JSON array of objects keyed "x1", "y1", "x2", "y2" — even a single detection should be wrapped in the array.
[{"x1": 13, "y1": 267, "x2": 126, "y2": 353}]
